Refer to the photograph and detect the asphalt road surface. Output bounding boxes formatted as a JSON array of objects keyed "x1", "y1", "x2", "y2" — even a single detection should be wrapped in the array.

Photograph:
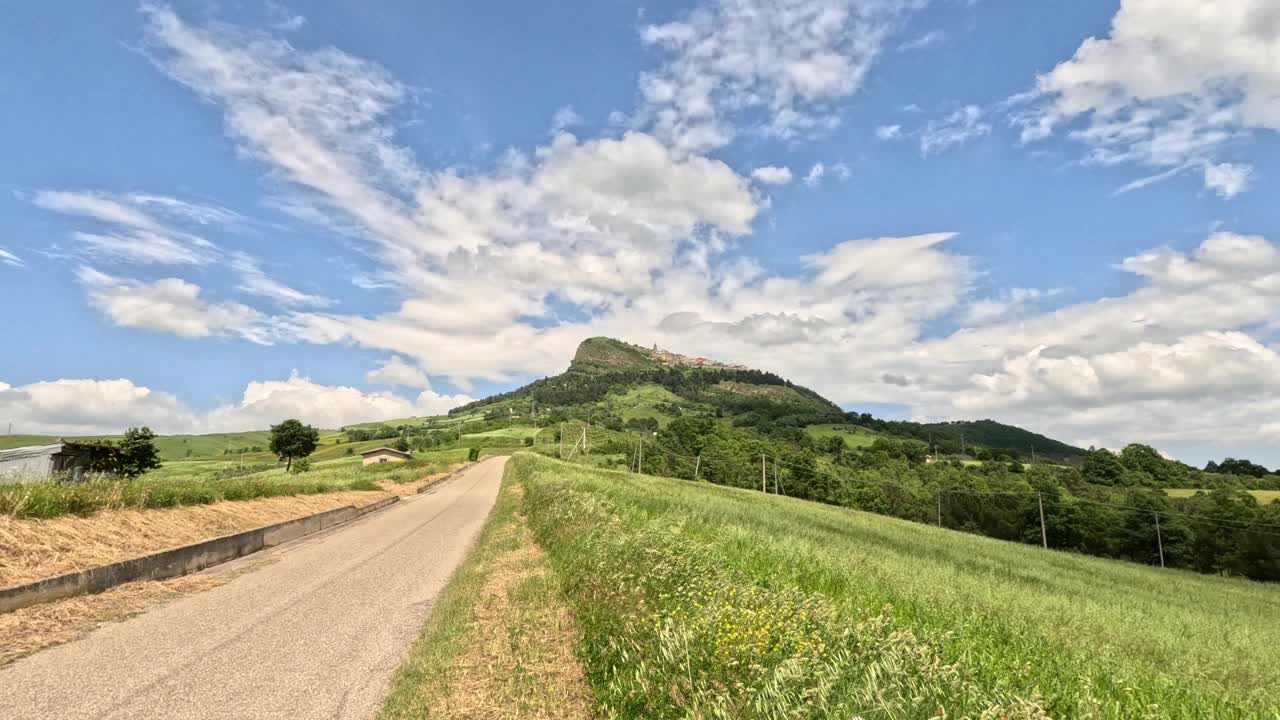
[{"x1": 2, "y1": 456, "x2": 507, "y2": 720}]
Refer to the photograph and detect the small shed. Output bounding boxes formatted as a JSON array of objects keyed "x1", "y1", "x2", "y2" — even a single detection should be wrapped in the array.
[
  {"x1": 0, "y1": 441, "x2": 119, "y2": 482},
  {"x1": 360, "y1": 447, "x2": 413, "y2": 466}
]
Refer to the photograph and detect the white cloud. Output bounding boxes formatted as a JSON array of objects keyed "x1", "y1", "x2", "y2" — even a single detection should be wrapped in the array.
[
  {"x1": 1203, "y1": 162, "x2": 1252, "y2": 198},
  {"x1": 204, "y1": 371, "x2": 471, "y2": 431},
  {"x1": 551, "y1": 106, "x2": 581, "y2": 132},
  {"x1": 637, "y1": 0, "x2": 926, "y2": 154},
  {"x1": 77, "y1": 267, "x2": 273, "y2": 343},
  {"x1": 804, "y1": 162, "x2": 826, "y2": 187},
  {"x1": 0, "y1": 378, "x2": 197, "y2": 436},
  {"x1": 31, "y1": 190, "x2": 224, "y2": 265},
  {"x1": 750, "y1": 165, "x2": 794, "y2": 185},
  {"x1": 126, "y1": 6, "x2": 1280, "y2": 460},
  {"x1": 875, "y1": 124, "x2": 902, "y2": 140},
  {"x1": 0, "y1": 248, "x2": 25, "y2": 268},
  {"x1": 0, "y1": 372, "x2": 473, "y2": 436},
  {"x1": 366, "y1": 356, "x2": 430, "y2": 389},
  {"x1": 919, "y1": 105, "x2": 989, "y2": 156},
  {"x1": 230, "y1": 252, "x2": 333, "y2": 308},
  {"x1": 1017, "y1": 0, "x2": 1280, "y2": 196},
  {"x1": 962, "y1": 287, "x2": 1062, "y2": 324},
  {"x1": 898, "y1": 29, "x2": 944, "y2": 52}
]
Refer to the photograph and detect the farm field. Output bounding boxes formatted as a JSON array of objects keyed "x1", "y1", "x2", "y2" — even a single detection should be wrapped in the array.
[
  {"x1": 607, "y1": 384, "x2": 691, "y2": 427},
  {"x1": 1167, "y1": 488, "x2": 1280, "y2": 504},
  {"x1": 512, "y1": 453, "x2": 1279, "y2": 719},
  {"x1": 802, "y1": 422, "x2": 880, "y2": 447},
  {"x1": 0, "y1": 448, "x2": 471, "y2": 519}
]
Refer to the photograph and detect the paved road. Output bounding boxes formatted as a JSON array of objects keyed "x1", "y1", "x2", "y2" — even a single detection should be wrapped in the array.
[{"x1": 2, "y1": 456, "x2": 507, "y2": 720}]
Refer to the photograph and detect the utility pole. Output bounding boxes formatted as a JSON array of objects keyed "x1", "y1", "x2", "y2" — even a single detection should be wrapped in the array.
[
  {"x1": 773, "y1": 458, "x2": 778, "y2": 494},
  {"x1": 694, "y1": 453, "x2": 701, "y2": 481},
  {"x1": 638, "y1": 436, "x2": 643, "y2": 473},
  {"x1": 1037, "y1": 492, "x2": 1048, "y2": 549},
  {"x1": 1154, "y1": 512, "x2": 1166, "y2": 569},
  {"x1": 761, "y1": 454, "x2": 767, "y2": 493},
  {"x1": 1031, "y1": 445, "x2": 1036, "y2": 465},
  {"x1": 936, "y1": 490, "x2": 942, "y2": 528}
]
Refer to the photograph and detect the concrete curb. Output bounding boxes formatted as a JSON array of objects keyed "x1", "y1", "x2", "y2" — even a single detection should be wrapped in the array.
[
  {"x1": 416, "y1": 464, "x2": 471, "y2": 494},
  {"x1": 0, "y1": 495, "x2": 400, "y2": 614}
]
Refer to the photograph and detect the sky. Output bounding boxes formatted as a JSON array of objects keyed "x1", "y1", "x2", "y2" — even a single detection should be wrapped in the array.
[{"x1": 2, "y1": 1, "x2": 1279, "y2": 467}]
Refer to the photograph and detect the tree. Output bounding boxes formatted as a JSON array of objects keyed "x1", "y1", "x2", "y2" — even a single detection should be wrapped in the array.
[
  {"x1": 269, "y1": 419, "x2": 319, "y2": 470},
  {"x1": 117, "y1": 426, "x2": 162, "y2": 478}
]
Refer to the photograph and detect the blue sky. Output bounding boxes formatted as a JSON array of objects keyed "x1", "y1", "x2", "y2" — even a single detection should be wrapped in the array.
[{"x1": 2, "y1": 1, "x2": 1279, "y2": 467}]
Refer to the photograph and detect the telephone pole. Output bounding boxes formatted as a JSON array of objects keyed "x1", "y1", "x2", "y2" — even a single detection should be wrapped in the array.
[
  {"x1": 1154, "y1": 512, "x2": 1166, "y2": 568},
  {"x1": 936, "y1": 490, "x2": 942, "y2": 528},
  {"x1": 638, "y1": 436, "x2": 643, "y2": 473},
  {"x1": 1037, "y1": 492, "x2": 1048, "y2": 549},
  {"x1": 761, "y1": 454, "x2": 766, "y2": 493},
  {"x1": 694, "y1": 453, "x2": 701, "y2": 481}
]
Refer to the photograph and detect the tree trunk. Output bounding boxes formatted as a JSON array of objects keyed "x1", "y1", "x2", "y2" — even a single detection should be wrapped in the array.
[{"x1": 286, "y1": 456, "x2": 292, "y2": 471}]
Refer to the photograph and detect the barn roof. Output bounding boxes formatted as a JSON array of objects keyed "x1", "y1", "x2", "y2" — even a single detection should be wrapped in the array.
[{"x1": 359, "y1": 447, "x2": 413, "y2": 459}]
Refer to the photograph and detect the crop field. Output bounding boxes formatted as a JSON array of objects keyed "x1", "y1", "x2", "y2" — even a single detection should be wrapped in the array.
[
  {"x1": 512, "y1": 453, "x2": 1279, "y2": 719},
  {"x1": 0, "y1": 448, "x2": 470, "y2": 519},
  {"x1": 1167, "y1": 488, "x2": 1280, "y2": 504},
  {"x1": 802, "y1": 422, "x2": 880, "y2": 447},
  {"x1": 608, "y1": 384, "x2": 691, "y2": 426}
]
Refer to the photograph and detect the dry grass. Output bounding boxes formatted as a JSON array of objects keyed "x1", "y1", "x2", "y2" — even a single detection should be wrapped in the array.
[
  {"x1": 380, "y1": 475, "x2": 592, "y2": 720},
  {"x1": 428, "y1": 520, "x2": 591, "y2": 719},
  {"x1": 0, "y1": 575, "x2": 224, "y2": 665},
  {"x1": 376, "y1": 463, "x2": 469, "y2": 496},
  {"x1": 0, "y1": 489, "x2": 387, "y2": 587}
]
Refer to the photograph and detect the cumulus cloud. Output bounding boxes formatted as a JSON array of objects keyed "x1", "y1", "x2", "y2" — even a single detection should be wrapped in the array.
[
  {"x1": 750, "y1": 166, "x2": 794, "y2": 185},
  {"x1": 1203, "y1": 162, "x2": 1253, "y2": 198},
  {"x1": 0, "y1": 373, "x2": 473, "y2": 436},
  {"x1": 204, "y1": 371, "x2": 472, "y2": 431},
  {"x1": 0, "y1": 378, "x2": 196, "y2": 436},
  {"x1": 875, "y1": 124, "x2": 902, "y2": 141},
  {"x1": 77, "y1": 267, "x2": 273, "y2": 343},
  {"x1": 1016, "y1": 0, "x2": 1280, "y2": 196},
  {"x1": 366, "y1": 355, "x2": 430, "y2": 389},
  {"x1": 637, "y1": 0, "x2": 926, "y2": 153}
]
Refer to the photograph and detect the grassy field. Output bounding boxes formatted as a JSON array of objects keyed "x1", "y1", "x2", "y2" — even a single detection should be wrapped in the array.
[
  {"x1": 512, "y1": 453, "x2": 1279, "y2": 719},
  {"x1": 1167, "y1": 488, "x2": 1280, "y2": 504},
  {"x1": 608, "y1": 384, "x2": 690, "y2": 427},
  {"x1": 0, "y1": 448, "x2": 470, "y2": 519},
  {"x1": 802, "y1": 422, "x2": 880, "y2": 447}
]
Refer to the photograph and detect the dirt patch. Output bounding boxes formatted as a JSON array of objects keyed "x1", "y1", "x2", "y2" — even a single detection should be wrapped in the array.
[
  {"x1": 0, "y1": 575, "x2": 224, "y2": 665},
  {"x1": 427, "y1": 488, "x2": 592, "y2": 719},
  {"x1": 0, "y1": 489, "x2": 389, "y2": 587}
]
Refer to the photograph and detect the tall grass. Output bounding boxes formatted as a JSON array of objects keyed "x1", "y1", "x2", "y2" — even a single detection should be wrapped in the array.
[
  {"x1": 512, "y1": 453, "x2": 1280, "y2": 719},
  {"x1": 0, "y1": 448, "x2": 471, "y2": 519}
]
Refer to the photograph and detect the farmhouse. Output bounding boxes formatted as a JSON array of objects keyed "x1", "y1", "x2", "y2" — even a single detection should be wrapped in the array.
[
  {"x1": 0, "y1": 441, "x2": 118, "y2": 482},
  {"x1": 360, "y1": 447, "x2": 413, "y2": 466}
]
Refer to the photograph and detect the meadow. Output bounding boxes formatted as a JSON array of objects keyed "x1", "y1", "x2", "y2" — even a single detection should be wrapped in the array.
[
  {"x1": 512, "y1": 453, "x2": 1280, "y2": 719},
  {"x1": 0, "y1": 448, "x2": 470, "y2": 519},
  {"x1": 1167, "y1": 487, "x2": 1280, "y2": 504}
]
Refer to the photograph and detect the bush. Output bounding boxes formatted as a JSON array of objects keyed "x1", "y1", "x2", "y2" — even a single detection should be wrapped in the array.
[
  {"x1": 523, "y1": 437, "x2": 534, "y2": 447},
  {"x1": 467, "y1": 447, "x2": 480, "y2": 462},
  {"x1": 289, "y1": 458, "x2": 311, "y2": 474}
]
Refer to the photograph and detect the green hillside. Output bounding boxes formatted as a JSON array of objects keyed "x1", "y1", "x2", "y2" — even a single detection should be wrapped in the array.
[{"x1": 515, "y1": 454, "x2": 1278, "y2": 718}]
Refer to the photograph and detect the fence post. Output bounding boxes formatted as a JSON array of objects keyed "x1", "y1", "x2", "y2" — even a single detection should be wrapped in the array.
[
  {"x1": 1154, "y1": 511, "x2": 1165, "y2": 569},
  {"x1": 1037, "y1": 492, "x2": 1048, "y2": 549},
  {"x1": 761, "y1": 454, "x2": 766, "y2": 493},
  {"x1": 694, "y1": 453, "x2": 701, "y2": 481}
]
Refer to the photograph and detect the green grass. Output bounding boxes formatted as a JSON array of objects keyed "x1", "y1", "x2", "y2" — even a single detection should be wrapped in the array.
[
  {"x1": 513, "y1": 453, "x2": 1280, "y2": 719},
  {"x1": 802, "y1": 422, "x2": 880, "y2": 447},
  {"x1": 1167, "y1": 488, "x2": 1280, "y2": 504}
]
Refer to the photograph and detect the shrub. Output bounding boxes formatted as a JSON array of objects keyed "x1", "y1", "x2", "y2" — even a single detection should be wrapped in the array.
[
  {"x1": 289, "y1": 458, "x2": 311, "y2": 474},
  {"x1": 467, "y1": 447, "x2": 480, "y2": 462}
]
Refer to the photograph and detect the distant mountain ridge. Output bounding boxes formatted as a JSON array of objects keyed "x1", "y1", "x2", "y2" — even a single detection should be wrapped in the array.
[{"x1": 453, "y1": 337, "x2": 1085, "y2": 462}]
